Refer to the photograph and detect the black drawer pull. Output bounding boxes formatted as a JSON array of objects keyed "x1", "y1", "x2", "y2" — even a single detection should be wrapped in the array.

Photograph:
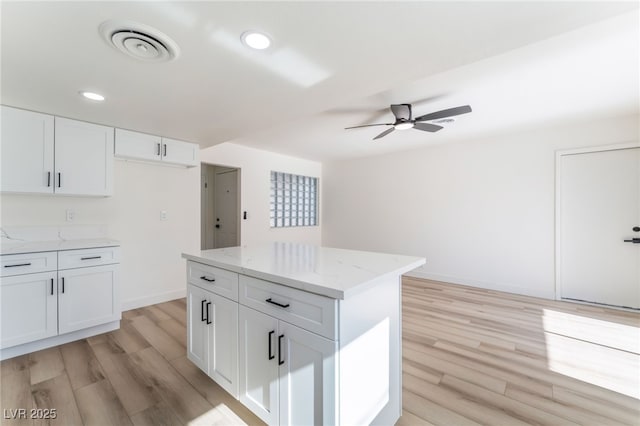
[
  {"x1": 61, "y1": 277, "x2": 65, "y2": 294},
  {"x1": 206, "y1": 301, "x2": 212, "y2": 324},
  {"x1": 47, "y1": 171, "x2": 51, "y2": 187},
  {"x1": 81, "y1": 256, "x2": 102, "y2": 260},
  {"x1": 266, "y1": 298, "x2": 290, "y2": 309},
  {"x1": 278, "y1": 334, "x2": 285, "y2": 365},
  {"x1": 201, "y1": 299, "x2": 207, "y2": 322},
  {"x1": 268, "y1": 330, "x2": 275, "y2": 360},
  {"x1": 50, "y1": 278, "x2": 54, "y2": 295},
  {"x1": 4, "y1": 263, "x2": 31, "y2": 268},
  {"x1": 58, "y1": 172, "x2": 61, "y2": 188},
  {"x1": 200, "y1": 276, "x2": 216, "y2": 282}
]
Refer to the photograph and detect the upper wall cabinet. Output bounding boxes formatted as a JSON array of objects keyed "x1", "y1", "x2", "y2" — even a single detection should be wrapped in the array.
[
  {"x1": 1, "y1": 106, "x2": 114, "y2": 196},
  {"x1": 115, "y1": 128, "x2": 198, "y2": 167}
]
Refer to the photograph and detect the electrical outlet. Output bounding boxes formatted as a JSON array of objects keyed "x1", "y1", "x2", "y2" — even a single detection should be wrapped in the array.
[
  {"x1": 66, "y1": 209, "x2": 75, "y2": 222},
  {"x1": 160, "y1": 210, "x2": 168, "y2": 221}
]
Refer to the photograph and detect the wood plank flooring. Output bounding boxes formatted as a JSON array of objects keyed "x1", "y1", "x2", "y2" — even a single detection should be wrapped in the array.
[{"x1": 1, "y1": 278, "x2": 638, "y2": 425}]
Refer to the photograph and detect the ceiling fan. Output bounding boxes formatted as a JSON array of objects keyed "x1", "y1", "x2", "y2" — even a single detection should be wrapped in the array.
[{"x1": 345, "y1": 104, "x2": 472, "y2": 140}]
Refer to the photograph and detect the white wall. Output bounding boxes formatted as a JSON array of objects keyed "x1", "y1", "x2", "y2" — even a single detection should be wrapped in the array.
[
  {"x1": 1, "y1": 160, "x2": 200, "y2": 309},
  {"x1": 200, "y1": 142, "x2": 322, "y2": 246},
  {"x1": 322, "y1": 114, "x2": 639, "y2": 299}
]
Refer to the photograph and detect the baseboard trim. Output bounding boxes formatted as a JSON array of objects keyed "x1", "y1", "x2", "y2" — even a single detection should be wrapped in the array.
[
  {"x1": 121, "y1": 288, "x2": 186, "y2": 311},
  {"x1": 1, "y1": 321, "x2": 120, "y2": 361},
  {"x1": 404, "y1": 271, "x2": 555, "y2": 300}
]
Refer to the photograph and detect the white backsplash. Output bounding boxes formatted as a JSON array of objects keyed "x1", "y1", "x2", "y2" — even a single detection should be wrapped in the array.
[{"x1": 1, "y1": 225, "x2": 109, "y2": 243}]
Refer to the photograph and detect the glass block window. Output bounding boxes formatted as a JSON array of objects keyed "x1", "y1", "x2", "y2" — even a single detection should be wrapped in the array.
[{"x1": 270, "y1": 171, "x2": 318, "y2": 227}]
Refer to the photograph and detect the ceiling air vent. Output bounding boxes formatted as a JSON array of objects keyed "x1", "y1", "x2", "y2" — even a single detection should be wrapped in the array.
[{"x1": 99, "y1": 20, "x2": 180, "y2": 62}]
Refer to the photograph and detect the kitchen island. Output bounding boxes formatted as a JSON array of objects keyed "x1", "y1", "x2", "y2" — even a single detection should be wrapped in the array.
[{"x1": 182, "y1": 242, "x2": 425, "y2": 426}]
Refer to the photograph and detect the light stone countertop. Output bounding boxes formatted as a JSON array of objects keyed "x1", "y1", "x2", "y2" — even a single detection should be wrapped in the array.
[
  {"x1": 182, "y1": 242, "x2": 425, "y2": 299},
  {"x1": 1, "y1": 238, "x2": 120, "y2": 255}
]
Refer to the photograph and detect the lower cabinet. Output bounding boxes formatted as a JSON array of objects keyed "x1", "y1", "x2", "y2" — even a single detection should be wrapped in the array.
[
  {"x1": 239, "y1": 305, "x2": 337, "y2": 426},
  {"x1": 58, "y1": 264, "x2": 119, "y2": 334},
  {"x1": 0, "y1": 271, "x2": 58, "y2": 348},
  {"x1": 187, "y1": 283, "x2": 238, "y2": 397}
]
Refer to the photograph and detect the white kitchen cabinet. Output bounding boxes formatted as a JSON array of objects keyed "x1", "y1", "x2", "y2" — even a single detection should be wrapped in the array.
[
  {"x1": 238, "y1": 305, "x2": 336, "y2": 426},
  {"x1": 54, "y1": 117, "x2": 114, "y2": 196},
  {"x1": 0, "y1": 244, "x2": 121, "y2": 360},
  {"x1": 0, "y1": 106, "x2": 54, "y2": 193},
  {"x1": 239, "y1": 306, "x2": 279, "y2": 425},
  {"x1": 0, "y1": 271, "x2": 58, "y2": 348},
  {"x1": 114, "y1": 128, "x2": 198, "y2": 167},
  {"x1": 187, "y1": 282, "x2": 239, "y2": 397},
  {"x1": 0, "y1": 106, "x2": 114, "y2": 196},
  {"x1": 58, "y1": 264, "x2": 119, "y2": 334}
]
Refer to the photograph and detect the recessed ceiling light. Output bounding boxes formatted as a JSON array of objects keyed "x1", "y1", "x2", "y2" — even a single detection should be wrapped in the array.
[
  {"x1": 80, "y1": 91, "x2": 105, "y2": 102},
  {"x1": 241, "y1": 31, "x2": 271, "y2": 50}
]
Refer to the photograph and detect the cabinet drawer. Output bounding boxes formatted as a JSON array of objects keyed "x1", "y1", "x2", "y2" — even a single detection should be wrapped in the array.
[
  {"x1": 1, "y1": 252, "x2": 57, "y2": 277},
  {"x1": 58, "y1": 246, "x2": 120, "y2": 270},
  {"x1": 188, "y1": 261, "x2": 239, "y2": 301},
  {"x1": 239, "y1": 275, "x2": 337, "y2": 340}
]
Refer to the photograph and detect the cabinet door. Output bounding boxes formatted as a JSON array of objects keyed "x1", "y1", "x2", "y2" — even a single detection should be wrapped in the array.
[
  {"x1": 1, "y1": 106, "x2": 54, "y2": 194},
  {"x1": 161, "y1": 137, "x2": 198, "y2": 167},
  {"x1": 58, "y1": 264, "x2": 119, "y2": 334},
  {"x1": 54, "y1": 117, "x2": 114, "y2": 196},
  {"x1": 187, "y1": 284, "x2": 210, "y2": 372},
  {"x1": 0, "y1": 271, "x2": 57, "y2": 348},
  {"x1": 209, "y1": 294, "x2": 239, "y2": 398},
  {"x1": 114, "y1": 128, "x2": 162, "y2": 162},
  {"x1": 239, "y1": 306, "x2": 279, "y2": 425},
  {"x1": 278, "y1": 322, "x2": 337, "y2": 426}
]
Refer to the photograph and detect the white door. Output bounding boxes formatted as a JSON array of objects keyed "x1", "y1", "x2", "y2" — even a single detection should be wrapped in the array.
[
  {"x1": 58, "y1": 265, "x2": 120, "y2": 334},
  {"x1": 0, "y1": 271, "x2": 58, "y2": 348},
  {"x1": 214, "y1": 169, "x2": 239, "y2": 248},
  {"x1": 278, "y1": 321, "x2": 337, "y2": 426},
  {"x1": 187, "y1": 284, "x2": 210, "y2": 372},
  {"x1": 1, "y1": 106, "x2": 54, "y2": 194},
  {"x1": 559, "y1": 146, "x2": 640, "y2": 308},
  {"x1": 209, "y1": 294, "x2": 239, "y2": 398},
  {"x1": 54, "y1": 117, "x2": 114, "y2": 196},
  {"x1": 239, "y1": 306, "x2": 279, "y2": 425}
]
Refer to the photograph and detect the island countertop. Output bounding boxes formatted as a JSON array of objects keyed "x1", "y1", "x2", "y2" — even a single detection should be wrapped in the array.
[{"x1": 182, "y1": 242, "x2": 425, "y2": 299}]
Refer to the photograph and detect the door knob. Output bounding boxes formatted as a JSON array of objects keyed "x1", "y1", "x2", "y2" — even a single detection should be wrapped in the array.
[
  {"x1": 215, "y1": 224, "x2": 220, "y2": 229},
  {"x1": 623, "y1": 238, "x2": 640, "y2": 244},
  {"x1": 633, "y1": 226, "x2": 640, "y2": 232}
]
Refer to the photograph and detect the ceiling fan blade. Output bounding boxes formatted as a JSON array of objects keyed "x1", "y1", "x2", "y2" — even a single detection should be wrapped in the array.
[
  {"x1": 373, "y1": 127, "x2": 395, "y2": 140},
  {"x1": 415, "y1": 105, "x2": 472, "y2": 122},
  {"x1": 344, "y1": 123, "x2": 393, "y2": 129},
  {"x1": 390, "y1": 104, "x2": 412, "y2": 121},
  {"x1": 414, "y1": 122, "x2": 444, "y2": 132}
]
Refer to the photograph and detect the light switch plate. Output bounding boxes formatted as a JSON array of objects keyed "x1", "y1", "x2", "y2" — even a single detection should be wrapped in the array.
[{"x1": 160, "y1": 210, "x2": 168, "y2": 221}]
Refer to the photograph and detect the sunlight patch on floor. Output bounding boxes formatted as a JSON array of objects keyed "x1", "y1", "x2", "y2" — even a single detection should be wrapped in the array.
[
  {"x1": 188, "y1": 403, "x2": 249, "y2": 426},
  {"x1": 542, "y1": 309, "x2": 640, "y2": 399}
]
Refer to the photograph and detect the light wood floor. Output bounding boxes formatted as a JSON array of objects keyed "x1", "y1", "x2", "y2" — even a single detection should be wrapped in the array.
[{"x1": 1, "y1": 278, "x2": 639, "y2": 425}]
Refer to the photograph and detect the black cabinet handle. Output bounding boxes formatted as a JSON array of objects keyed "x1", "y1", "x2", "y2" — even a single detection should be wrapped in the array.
[
  {"x1": 57, "y1": 172, "x2": 61, "y2": 188},
  {"x1": 163, "y1": 144, "x2": 167, "y2": 157},
  {"x1": 278, "y1": 334, "x2": 285, "y2": 365},
  {"x1": 4, "y1": 263, "x2": 31, "y2": 268},
  {"x1": 157, "y1": 143, "x2": 161, "y2": 156},
  {"x1": 206, "y1": 302, "x2": 212, "y2": 324},
  {"x1": 61, "y1": 277, "x2": 65, "y2": 294},
  {"x1": 50, "y1": 278, "x2": 54, "y2": 295},
  {"x1": 47, "y1": 171, "x2": 51, "y2": 187},
  {"x1": 81, "y1": 256, "x2": 101, "y2": 261},
  {"x1": 623, "y1": 238, "x2": 640, "y2": 244},
  {"x1": 268, "y1": 330, "x2": 275, "y2": 360},
  {"x1": 201, "y1": 299, "x2": 207, "y2": 322},
  {"x1": 200, "y1": 276, "x2": 216, "y2": 283},
  {"x1": 266, "y1": 298, "x2": 290, "y2": 309}
]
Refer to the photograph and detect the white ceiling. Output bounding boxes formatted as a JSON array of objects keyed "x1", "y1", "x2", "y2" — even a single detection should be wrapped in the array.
[{"x1": 2, "y1": 2, "x2": 638, "y2": 161}]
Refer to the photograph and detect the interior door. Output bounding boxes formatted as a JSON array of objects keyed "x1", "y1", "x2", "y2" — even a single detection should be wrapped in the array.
[
  {"x1": 214, "y1": 169, "x2": 239, "y2": 248},
  {"x1": 559, "y1": 146, "x2": 640, "y2": 309}
]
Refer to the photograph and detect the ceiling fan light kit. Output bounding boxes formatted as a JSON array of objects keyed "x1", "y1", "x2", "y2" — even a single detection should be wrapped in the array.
[{"x1": 345, "y1": 103, "x2": 472, "y2": 140}]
